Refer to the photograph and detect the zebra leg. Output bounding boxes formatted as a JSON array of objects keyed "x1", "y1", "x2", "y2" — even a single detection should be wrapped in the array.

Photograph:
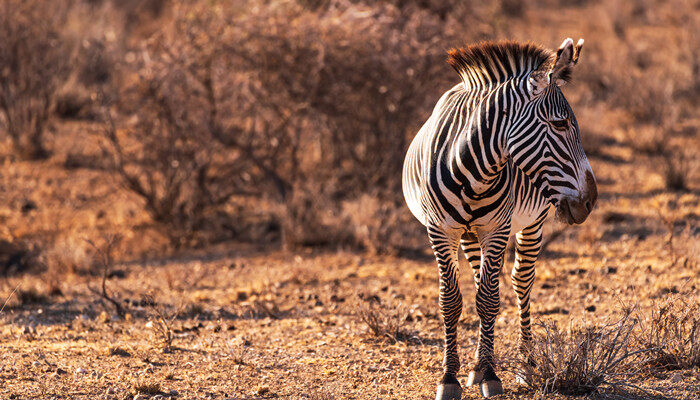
[
  {"x1": 512, "y1": 216, "x2": 545, "y2": 384},
  {"x1": 428, "y1": 226, "x2": 464, "y2": 400},
  {"x1": 473, "y1": 228, "x2": 509, "y2": 397},
  {"x1": 460, "y1": 232, "x2": 486, "y2": 387},
  {"x1": 461, "y1": 231, "x2": 482, "y2": 287}
]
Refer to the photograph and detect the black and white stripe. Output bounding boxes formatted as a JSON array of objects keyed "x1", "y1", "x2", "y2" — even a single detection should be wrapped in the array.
[{"x1": 402, "y1": 39, "x2": 597, "y2": 399}]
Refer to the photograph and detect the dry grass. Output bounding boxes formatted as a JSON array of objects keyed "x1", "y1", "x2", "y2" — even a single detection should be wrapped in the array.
[
  {"x1": 508, "y1": 312, "x2": 652, "y2": 396},
  {"x1": 144, "y1": 294, "x2": 180, "y2": 353},
  {"x1": 227, "y1": 339, "x2": 250, "y2": 366},
  {"x1": 636, "y1": 295, "x2": 700, "y2": 372},
  {"x1": 132, "y1": 380, "x2": 162, "y2": 396},
  {"x1": 356, "y1": 301, "x2": 411, "y2": 343}
]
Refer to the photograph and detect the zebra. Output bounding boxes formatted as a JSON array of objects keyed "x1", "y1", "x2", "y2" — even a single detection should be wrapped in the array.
[{"x1": 402, "y1": 38, "x2": 597, "y2": 399}]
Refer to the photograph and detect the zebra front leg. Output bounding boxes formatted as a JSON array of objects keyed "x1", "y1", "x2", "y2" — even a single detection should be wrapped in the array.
[
  {"x1": 474, "y1": 228, "x2": 509, "y2": 397},
  {"x1": 429, "y1": 226, "x2": 464, "y2": 400},
  {"x1": 512, "y1": 217, "x2": 545, "y2": 383}
]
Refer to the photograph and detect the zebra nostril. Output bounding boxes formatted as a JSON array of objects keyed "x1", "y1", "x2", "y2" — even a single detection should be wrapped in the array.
[{"x1": 584, "y1": 200, "x2": 592, "y2": 213}]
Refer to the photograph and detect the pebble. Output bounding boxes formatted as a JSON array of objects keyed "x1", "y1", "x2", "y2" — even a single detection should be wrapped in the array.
[
  {"x1": 133, "y1": 395, "x2": 149, "y2": 400},
  {"x1": 145, "y1": 321, "x2": 154, "y2": 328},
  {"x1": 670, "y1": 372, "x2": 683, "y2": 383},
  {"x1": 75, "y1": 367, "x2": 88, "y2": 374},
  {"x1": 169, "y1": 389, "x2": 179, "y2": 397},
  {"x1": 32, "y1": 361, "x2": 41, "y2": 367},
  {"x1": 105, "y1": 387, "x2": 115, "y2": 395}
]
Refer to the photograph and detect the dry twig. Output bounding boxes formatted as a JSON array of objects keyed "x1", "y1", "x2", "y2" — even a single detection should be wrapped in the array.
[{"x1": 85, "y1": 235, "x2": 125, "y2": 317}]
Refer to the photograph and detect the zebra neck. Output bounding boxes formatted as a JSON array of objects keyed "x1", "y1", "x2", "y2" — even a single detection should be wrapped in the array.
[
  {"x1": 451, "y1": 130, "x2": 508, "y2": 198},
  {"x1": 453, "y1": 89, "x2": 512, "y2": 196}
]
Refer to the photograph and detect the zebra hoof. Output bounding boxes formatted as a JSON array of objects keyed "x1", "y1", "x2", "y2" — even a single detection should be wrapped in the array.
[
  {"x1": 479, "y1": 380, "x2": 504, "y2": 398},
  {"x1": 466, "y1": 370, "x2": 483, "y2": 386},
  {"x1": 435, "y1": 383, "x2": 462, "y2": 400}
]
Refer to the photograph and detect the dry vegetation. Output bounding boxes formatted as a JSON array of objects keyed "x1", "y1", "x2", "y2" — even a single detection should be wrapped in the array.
[{"x1": 0, "y1": 0, "x2": 698, "y2": 399}]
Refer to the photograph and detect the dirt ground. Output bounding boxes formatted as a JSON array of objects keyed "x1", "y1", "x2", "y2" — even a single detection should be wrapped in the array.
[{"x1": 0, "y1": 119, "x2": 698, "y2": 399}]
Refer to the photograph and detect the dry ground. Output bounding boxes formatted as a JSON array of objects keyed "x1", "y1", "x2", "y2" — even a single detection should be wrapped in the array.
[{"x1": 0, "y1": 120, "x2": 698, "y2": 399}]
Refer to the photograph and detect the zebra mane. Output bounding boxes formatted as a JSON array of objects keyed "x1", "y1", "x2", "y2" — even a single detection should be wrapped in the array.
[{"x1": 447, "y1": 40, "x2": 555, "y2": 88}]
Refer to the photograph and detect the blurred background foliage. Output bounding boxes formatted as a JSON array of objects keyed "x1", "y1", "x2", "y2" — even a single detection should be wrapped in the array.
[{"x1": 0, "y1": 0, "x2": 697, "y2": 263}]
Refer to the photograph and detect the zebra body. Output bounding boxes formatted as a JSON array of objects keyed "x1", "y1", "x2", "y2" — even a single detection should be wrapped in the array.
[{"x1": 402, "y1": 39, "x2": 597, "y2": 399}]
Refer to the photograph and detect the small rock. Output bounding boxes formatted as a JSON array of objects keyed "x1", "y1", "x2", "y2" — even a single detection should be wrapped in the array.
[
  {"x1": 585, "y1": 305, "x2": 596, "y2": 312},
  {"x1": 105, "y1": 387, "x2": 115, "y2": 395},
  {"x1": 602, "y1": 266, "x2": 618, "y2": 274},
  {"x1": 255, "y1": 386, "x2": 271, "y2": 396},
  {"x1": 329, "y1": 294, "x2": 345, "y2": 303},
  {"x1": 21, "y1": 199, "x2": 37, "y2": 213},
  {"x1": 670, "y1": 372, "x2": 683, "y2": 383},
  {"x1": 98, "y1": 311, "x2": 110, "y2": 323},
  {"x1": 568, "y1": 268, "x2": 587, "y2": 275},
  {"x1": 145, "y1": 321, "x2": 154, "y2": 329},
  {"x1": 152, "y1": 395, "x2": 165, "y2": 400},
  {"x1": 32, "y1": 361, "x2": 41, "y2": 367},
  {"x1": 169, "y1": 389, "x2": 179, "y2": 397},
  {"x1": 75, "y1": 367, "x2": 88, "y2": 374},
  {"x1": 133, "y1": 395, "x2": 149, "y2": 400}
]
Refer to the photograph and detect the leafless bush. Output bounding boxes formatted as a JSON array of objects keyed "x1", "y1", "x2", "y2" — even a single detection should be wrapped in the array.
[
  {"x1": 0, "y1": 239, "x2": 40, "y2": 276},
  {"x1": 227, "y1": 339, "x2": 250, "y2": 365},
  {"x1": 42, "y1": 236, "x2": 96, "y2": 276},
  {"x1": 341, "y1": 194, "x2": 416, "y2": 254},
  {"x1": 132, "y1": 380, "x2": 163, "y2": 396},
  {"x1": 144, "y1": 294, "x2": 180, "y2": 352},
  {"x1": 85, "y1": 235, "x2": 126, "y2": 318},
  {"x1": 356, "y1": 301, "x2": 411, "y2": 342},
  {"x1": 660, "y1": 149, "x2": 691, "y2": 192},
  {"x1": 101, "y1": 1, "x2": 449, "y2": 249},
  {"x1": 507, "y1": 313, "x2": 651, "y2": 395},
  {"x1": 636, "y1": 295, "x2": 700, "y2": 371},
  {"x1": 0, "y1": 0, "x2": 71, "y2": 159},
  {"x1": 101, "y1": 62, "x2": 244, "y2": 247},
  {"x1": 654, "y1": 205, "x2": 698, "y2": 267}
]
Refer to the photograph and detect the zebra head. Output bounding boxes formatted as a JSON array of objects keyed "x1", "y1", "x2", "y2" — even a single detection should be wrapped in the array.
[{"x1": 508, "y1": 38, "x2": 597, "y2": 224}]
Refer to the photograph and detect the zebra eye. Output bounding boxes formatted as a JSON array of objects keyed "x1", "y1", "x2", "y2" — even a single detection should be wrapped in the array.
[{"x1": 550, "y1": 119, "x2": 569, "y2": 131}]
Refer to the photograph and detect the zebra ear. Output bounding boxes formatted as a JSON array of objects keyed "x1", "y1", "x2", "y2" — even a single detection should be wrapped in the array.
[{"x1": 551, "y1": 38, "x2": 583, "y2": 86}]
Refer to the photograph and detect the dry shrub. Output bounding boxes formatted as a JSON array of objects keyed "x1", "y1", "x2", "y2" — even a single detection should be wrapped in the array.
[
  {"x1": 660, "y1": 149, "x2": 692, "y2": 192},
  {"x1": 0, "y1": 239, "x2": 40, "y2": 276},
  {"x1": 14, "y1": 287, "x2": 51, "y2": 306},
  {"x1": 100, "y1": 0, "x2": 449, "y2": 249},
  {"x1": 42, "y1": 236, "x2": 96, "y2": 276},
  {"x1": 356, "y1": 301, "x2": 411, "y2": 342},
  {"x1": 341, "y1": 194, "x2": 413, "y2": 254},
  {"x1": 144, "y1": 294, "x2": 180, "y2": 352},
  {"x1": 132, "y1": 380, "x2": 162, "y2": 396},
  {"x1": 636, "y1": 295, "x2": 700, "y2": 371},
  {"x1": 227, "y1": 339, "x2": 250, "y2": 365},
  {"x1": 510, "y1": 313, "x2": 649, "y2": 395},
  {"x1": 0, "y1": 0, "x2": 72, "y2": 159},
  {"x1": 654, "y1": 204, "x2": 699, "y2": 268}
]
